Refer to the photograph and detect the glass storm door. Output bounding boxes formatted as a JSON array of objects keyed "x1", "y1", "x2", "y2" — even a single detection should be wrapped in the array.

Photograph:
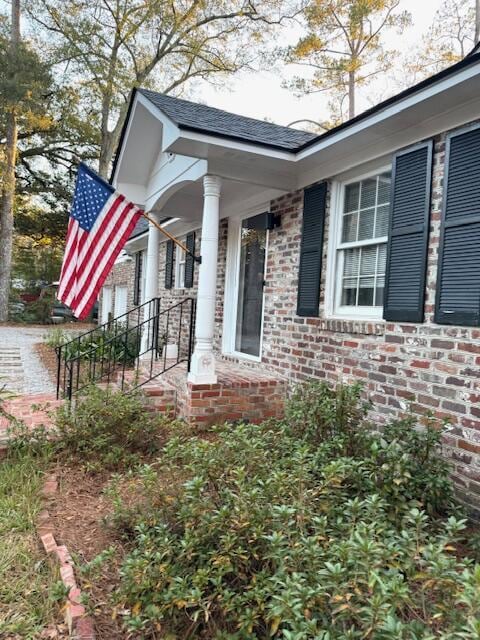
[{"x1": 235, "y1": 216, "x2": 267, "y2": 357}]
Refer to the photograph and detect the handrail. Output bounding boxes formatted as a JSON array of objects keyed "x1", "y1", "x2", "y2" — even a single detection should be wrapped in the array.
[
  {"x1": 58, "y1": 297, "x2": 160, "y2": 349},
  {"x1": 56, "y1": 297, "x2": 196, "y2": 400}
]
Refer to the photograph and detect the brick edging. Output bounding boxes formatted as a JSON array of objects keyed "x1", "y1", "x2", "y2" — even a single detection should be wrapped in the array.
[{"x1": 37, "y1": 474, "x2": 96, "y2": 640}]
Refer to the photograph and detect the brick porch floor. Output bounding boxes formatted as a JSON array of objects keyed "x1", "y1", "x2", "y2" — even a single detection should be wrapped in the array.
[
  {"x1": 0, "y1": 393, "x2": 63, "y2": 448},
  {"x1": 133, "y1": 359, "x2": 289, "y2": 426}
]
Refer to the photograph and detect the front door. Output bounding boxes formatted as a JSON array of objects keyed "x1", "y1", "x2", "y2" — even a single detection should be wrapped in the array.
[{"x1": 234, "y1": 215, "x2": 267, "y2": 358}]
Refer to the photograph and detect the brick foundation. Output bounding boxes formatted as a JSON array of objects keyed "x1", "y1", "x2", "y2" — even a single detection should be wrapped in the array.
[
  {"x1": 131, "y1": 361, "x2": 286, "y2": 427},
  {"x1": 163, "y1": 362, "x2": 287, "y2": 426}
]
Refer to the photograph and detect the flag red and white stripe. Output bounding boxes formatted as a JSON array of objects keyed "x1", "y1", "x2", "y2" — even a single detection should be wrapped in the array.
[{"x1": 58, "y1": 164, "x2": 142, "y2": 320}]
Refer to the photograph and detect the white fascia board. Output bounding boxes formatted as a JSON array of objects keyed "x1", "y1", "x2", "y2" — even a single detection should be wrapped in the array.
[
  {"x1": 155, "y1": 217, "x2": 201, "y2": 243},
  {"x1": 165, "y1": 128, "x2": 295, "y2": 162},
  {"x1": 296, "y1": 60, "x2": 480, "y2": 162},
  {"x1": 113, "y1": 93, "x2": 180, "y2": 185},
  {"x1": 124, "y1": 234, "x2": 148, "y2": 252},
  {"x1": 111, "y1": 99, "x2": 139, "y2": 187}
]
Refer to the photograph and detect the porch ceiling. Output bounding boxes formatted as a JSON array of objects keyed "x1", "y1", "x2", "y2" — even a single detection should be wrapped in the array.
[{"x1": 153, "y1": 177, "x2": 284, "y2": 223}]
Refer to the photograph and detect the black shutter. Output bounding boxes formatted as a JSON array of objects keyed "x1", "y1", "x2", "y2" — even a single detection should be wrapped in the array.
[
  {"x1": 165, "y1": 240, "x2": 174, "y2": 289},
  {"x1": 184, "y1": 232, "x2": 196, "y2": 289},
  {"x1": 296, "y1": 182, "x2": 327, "y2": 317},
  {"x1": 133, "y1": 252, "x2": 142, "y2": 306},
  {"x1": 383, "y1": 141, "x2": 433, "y2": 323},
  {"x1": 435, "y1": 125, "x2": 480, "y2": 326}
]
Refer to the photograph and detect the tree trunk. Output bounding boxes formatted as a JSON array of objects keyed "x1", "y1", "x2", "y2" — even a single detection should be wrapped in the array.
[
  {"x1": 475, "y1": 0, "x2": 480, "y2": 45},
  {"x1": 0, "y1": 0, "x2": 20, "y2": 323},
  {"x1": 348, "y1": 69, "x2": 355, "y2": 120}
]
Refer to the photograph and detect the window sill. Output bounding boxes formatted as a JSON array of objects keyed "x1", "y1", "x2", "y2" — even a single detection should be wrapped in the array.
[{"x1": 322, "y1": 316, "x2": 385, "y2": 336}]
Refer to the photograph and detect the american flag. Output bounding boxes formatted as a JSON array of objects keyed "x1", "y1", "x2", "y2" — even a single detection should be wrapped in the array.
[{"x1": 58, "y1": 163, "x2": 142, "y2": 320}]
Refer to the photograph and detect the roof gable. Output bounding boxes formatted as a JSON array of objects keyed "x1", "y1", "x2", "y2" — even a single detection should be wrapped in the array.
[{"x1": 138, "y1": 89, "x2": 317, "y2": 151}]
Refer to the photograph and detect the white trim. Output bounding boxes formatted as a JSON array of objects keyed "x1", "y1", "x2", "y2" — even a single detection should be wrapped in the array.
[
  {"x1": 222, "y1": 212, "x2": 269, "y2": 362},
  {"x1": 101, "y1": 287, "x2": 112, "y2": 324},
  {"x1": 165, "y1": 128, "x2": 294, "y2": 161},
  {"x1": 140, "y1": 250, "x2": 148, "y2": 304},
  {"x1": 174, "y1": 238, "x2": 186, "y2": 290},
  {"x1": 296, "y1": 60, "x2": 480, "y2": 162},
  {"x1": 326, "y1": 165, "x2": 391, "y2": 322},
  {"x1": 114, "y1": 285, "x2": 128, "y2": 318}
]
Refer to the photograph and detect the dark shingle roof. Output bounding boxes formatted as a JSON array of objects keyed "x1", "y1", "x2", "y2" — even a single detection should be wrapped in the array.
[{"x1": 138, "y1": 89, "x2": 317, "y2": 152}]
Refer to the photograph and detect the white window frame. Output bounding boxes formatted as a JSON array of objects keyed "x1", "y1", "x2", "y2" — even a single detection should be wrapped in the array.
[
  {"x1": 101, "y1": 287, "x2": 112, "y2": 324},
  {"x1": 174, "y1": 238, "x2": 186, "y2": 290},
  {"x1": 326, "y1": 165, "x2": 391, "y2": 321},
  {"x1": 140, "y1": 250, "x2": 147, "y2": 303},
  {"x1": 114, "y1": 285, "x2": 128, "y2": 318}
]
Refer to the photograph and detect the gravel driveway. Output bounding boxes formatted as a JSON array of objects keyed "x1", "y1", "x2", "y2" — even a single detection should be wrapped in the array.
[{"x1": 0, "y1": 325, "x2": 55, "y2": 394}]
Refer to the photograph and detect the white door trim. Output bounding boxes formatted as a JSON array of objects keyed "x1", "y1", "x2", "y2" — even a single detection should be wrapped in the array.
[
  {"x1": 101, "y1": 287, "x2": 112, "y2": 324},
  {"x1": 222, "y1": 211, "x2": 269, "y2": 362}
]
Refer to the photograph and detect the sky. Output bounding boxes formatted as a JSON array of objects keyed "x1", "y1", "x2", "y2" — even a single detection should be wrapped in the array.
[{"x1": 195, "y1": 0, "x2": 444, "y2": 128}]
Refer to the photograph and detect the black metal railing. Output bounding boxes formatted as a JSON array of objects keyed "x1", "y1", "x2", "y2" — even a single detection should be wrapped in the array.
[{"x1": 56, "y1": 297, "x2": 196, "y2": 400}]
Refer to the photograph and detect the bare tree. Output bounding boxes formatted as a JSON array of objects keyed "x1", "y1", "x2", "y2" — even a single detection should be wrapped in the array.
[
  {"x1": 284, "y1": 0, "x2": 411, "y2": 122},
  {"x1": 29, "y1": 0, "x2": 296, "y2": 177},
  {"x1": 0, "y1": 0, "x2": 20, "y2": 322},
  {"x1": 406, "y1": 0, "x2": 476, "y2": 83},
  {"x1": 476, "y1": 0, "x2": 480, "y2": 44}
]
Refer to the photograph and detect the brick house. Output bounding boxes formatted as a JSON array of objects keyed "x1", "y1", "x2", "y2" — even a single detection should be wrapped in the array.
[{"x1": 102, "y1": 44, "x2": 480, "y2": 515}]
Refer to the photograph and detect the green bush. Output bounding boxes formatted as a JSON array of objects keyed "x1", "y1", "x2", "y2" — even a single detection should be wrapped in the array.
[
  {"x1": 110, "y1": 382, "x2": 477, "y2": 639},
  {"x1": 54, "y1": 386, "x2": 169, "y2": 470},
  {"x1": 43, "y1": 327, "x2": 77, "y2": 349},
  {"x1": 62, "y1": 322, "x2": 142, "y2": 369}
]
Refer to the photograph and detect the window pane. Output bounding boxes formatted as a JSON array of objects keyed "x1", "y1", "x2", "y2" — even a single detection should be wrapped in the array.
[
  {"x1": 360, "y1": 246, "x2": 377, "y2": 275},
  {"x1": 342, "y1": 278, "x2": 357, "y2": 306},
  {"x1": 343, "y1": 248, "x2": 360, "y2": 277},
  {"x1": 377, "y1": 173, "x2": 391, "y2": 204},
  {"x1": 375, "y1": 276, "x2": 385, "y2": 306},
  {"x1": 358, "y1": 208, "x2": 375, "y2": 241},
  {"x1": 344, "y1": 182, "x2": 360, "y2": 212},
  {"x1": 360, "y1": 178, "x2": 377, "y2": 209},
  {"x1": 377, "y1": 244, "x2": 387, "y2": 274},
  {"x1": 358, "y1": 277, "x2": 375, "y2": 305},
  {"x1": 375, "y1": 204, "x2": 390, "y2": 237},
  {"x1": 342, "y1": 212, "x2": 358, "y2": 242}
]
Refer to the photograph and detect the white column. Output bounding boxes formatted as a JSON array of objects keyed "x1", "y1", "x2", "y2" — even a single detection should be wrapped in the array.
[
  {"x1": 140, "y1": 212, "x2": 160, "y2": 357},
  {"x1": 188, "y1": 175, "x2": 222, "y2": 384}
]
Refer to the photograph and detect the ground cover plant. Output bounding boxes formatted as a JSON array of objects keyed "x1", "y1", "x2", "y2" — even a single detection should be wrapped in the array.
[
  {"x1": 0, "y1": 447, "x2": 59, "y2": 638},
  {"x1": 97, "y1": 382, "x2": 480, "y2": 639},
  {"x1": 0, "y1": 383, "x2": 60, "y2": 638},
  {"x1": 6, "y1": 381, "x2": 480, "y2": 639}
]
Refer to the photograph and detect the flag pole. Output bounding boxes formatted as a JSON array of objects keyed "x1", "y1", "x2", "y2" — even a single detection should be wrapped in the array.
[{"x1": 141, "y1": 211, "x2": 201, "y2": 263}]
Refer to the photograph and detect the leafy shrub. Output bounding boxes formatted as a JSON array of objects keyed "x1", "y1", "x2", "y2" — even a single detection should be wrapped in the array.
[
  {"x1": 62, "y1": 323, "x2": 142, "y2": 368},
  {"x1": 54, "y1": 386, "x2": 169, "y2": 470},
  {"x1": 109, "y1": 383, "x2": 476, "y2": 638},
  {"x1": 43, "y1": 327, "x2": 77, "y2": 349},
  {"x1": 286, "y1": 380, "x2": 370, "y2": 453}
]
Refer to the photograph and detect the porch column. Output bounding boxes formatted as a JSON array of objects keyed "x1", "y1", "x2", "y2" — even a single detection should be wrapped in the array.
[
  {"x1": 188, "y1": 175, "x2": 222, "y2": 384},
  {"x1": 140, "y1": 211, "x2": 160, "y2": 356}
]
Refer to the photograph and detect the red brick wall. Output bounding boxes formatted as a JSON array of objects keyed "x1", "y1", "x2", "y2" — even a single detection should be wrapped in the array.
[
  {"x1": 101, "y1": 122, "x2": 480, "y2": 515},
  {"x1": 257, "y1": 129, "x2": 480, "y2": 517}
]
